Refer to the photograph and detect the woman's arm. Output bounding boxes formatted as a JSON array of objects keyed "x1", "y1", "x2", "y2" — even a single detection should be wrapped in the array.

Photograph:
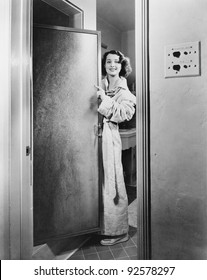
[{"x1": 98, "y1": 94, "x2": 136, "y2": 123}]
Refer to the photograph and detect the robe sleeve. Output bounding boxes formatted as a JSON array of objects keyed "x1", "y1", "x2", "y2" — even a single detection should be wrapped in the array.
[{"x1": 98, "y1": 94, "x2": 136, "y2": 123}]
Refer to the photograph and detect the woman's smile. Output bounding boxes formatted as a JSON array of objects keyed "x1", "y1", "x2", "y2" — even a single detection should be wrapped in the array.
[{"x1": 105, "y1": 54, "x2": 121, "y2": 76}]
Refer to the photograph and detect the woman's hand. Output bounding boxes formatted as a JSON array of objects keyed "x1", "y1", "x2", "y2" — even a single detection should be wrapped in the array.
[{"x1": 94, "y1": 85, "x2": 106, "y2": 101}]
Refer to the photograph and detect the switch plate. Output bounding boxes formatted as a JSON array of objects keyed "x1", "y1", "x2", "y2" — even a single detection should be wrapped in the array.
[{"x1": 164, "y1": 41, "x2": 200, "y2": 78}]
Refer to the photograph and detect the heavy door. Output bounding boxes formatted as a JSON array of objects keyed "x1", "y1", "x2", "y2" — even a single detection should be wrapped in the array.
[{"x1": 33, "y1": 25, "x2": 101, "y2": 245}]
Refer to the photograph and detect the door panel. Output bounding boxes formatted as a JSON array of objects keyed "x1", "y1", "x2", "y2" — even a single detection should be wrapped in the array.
[{"x1": 33, "y1": 26, "x2": 100, "y2": 245}]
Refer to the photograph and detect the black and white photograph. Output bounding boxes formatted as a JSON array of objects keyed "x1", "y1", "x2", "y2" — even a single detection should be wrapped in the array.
[{"x1": 1, "y1": 1, "x2": 207, "y2": 276}]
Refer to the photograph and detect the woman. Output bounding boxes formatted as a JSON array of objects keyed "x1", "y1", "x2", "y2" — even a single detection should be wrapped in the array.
[{"x1": 95, "y1": 50, "x2": 136, "y2": 246}]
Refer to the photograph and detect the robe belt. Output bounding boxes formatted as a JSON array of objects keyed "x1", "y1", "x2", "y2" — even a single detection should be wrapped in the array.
[{"x1": 104, "y1": 118, "x2": 118, "y2": 125}]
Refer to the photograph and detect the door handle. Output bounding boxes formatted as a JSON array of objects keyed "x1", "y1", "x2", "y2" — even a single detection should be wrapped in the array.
[{"x1": 94, "y1": 124, "x2": 102, "y2": 137}]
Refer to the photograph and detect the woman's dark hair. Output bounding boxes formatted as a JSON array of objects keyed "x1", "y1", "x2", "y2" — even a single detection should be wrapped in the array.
[{"x1": 102, "y1": 50, "x2": 132, "y2": 78}]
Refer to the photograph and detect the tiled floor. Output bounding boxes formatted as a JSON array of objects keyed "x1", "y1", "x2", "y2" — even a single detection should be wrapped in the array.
[
  {"x1": 69, "y1": 226, "x2": 137, "y2": 260},
  {"x1": 69, "y1": 186, "x2": 137, "y2": 260}
]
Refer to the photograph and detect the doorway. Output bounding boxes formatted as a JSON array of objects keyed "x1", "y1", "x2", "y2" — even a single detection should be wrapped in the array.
[
  {"x1": 32, "y1": 0, "x2": 150, "y2": 259},
  {"x1": 8, "y1": 0, "x2": 150, "y2": 260},
  {"x1": 96, "y1": 0, "x2": 137, "y2": 234},
  {"x1": 96, "y1": 0, "x2": 151, "y2": 260}
]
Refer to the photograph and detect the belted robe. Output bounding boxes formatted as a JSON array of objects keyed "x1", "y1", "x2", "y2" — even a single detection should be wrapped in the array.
[{"x1": 98, "y1": 77, "x2": 136, "y2": 236}]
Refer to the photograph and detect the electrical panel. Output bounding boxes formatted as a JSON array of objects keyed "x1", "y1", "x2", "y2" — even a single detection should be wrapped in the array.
[{"x1": 164, "y1": 41, "x2": 200, "y2": 78}]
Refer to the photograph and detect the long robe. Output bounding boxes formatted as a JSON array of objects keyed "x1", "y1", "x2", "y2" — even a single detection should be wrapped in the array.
[{"x1": 98, "y1": 77, "x2": 136, "y2": 236}]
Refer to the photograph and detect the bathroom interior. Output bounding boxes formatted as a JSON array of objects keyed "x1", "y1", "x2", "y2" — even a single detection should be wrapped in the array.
[{"x1": 32, "y1": 0, "x2": 137, "y2": 260}]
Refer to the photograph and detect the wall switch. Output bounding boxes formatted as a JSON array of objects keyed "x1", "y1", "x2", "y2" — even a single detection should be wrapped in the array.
[{"x1": 164, "y1": 41, "x2": 200, "y2": 78}]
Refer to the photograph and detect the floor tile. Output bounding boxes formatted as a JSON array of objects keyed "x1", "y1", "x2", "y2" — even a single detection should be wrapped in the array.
[
  {"x1": 69, "y1": 254, "x2": 85, "y2": 260},
  {"x1": 107, "y1": 242, "x2": 123, "y2": 250},
  {"x1": 98, "y1": 250, "x2": 114, "y2": 260},
  {"x1": 82, "y1": 246, "x2": 97, "y2": 255},
  {"x1": 129, "y1": 231, "x2": 137, "y2": 239},
  {"x1": 131, "y1": 235, "x2": 137, "y2": 244},
  {"x1": 84, "y1": 253, "x2": 100, "y2": 260},
  {"x1": 95, "y1": 245, "x2": 110, "y2": 252},
  {"x1": 110, "y1": 248, "x2": 127, "y2": 259},
  {"x1": 71, "y1": 249, "x2": 84, "y2": 257},
  {"x1": 124, "y1": 246, "x2": 137, "y2": 257},
  {"x1": 122, "y1": 238, "x2": 135, "y2": 248}
]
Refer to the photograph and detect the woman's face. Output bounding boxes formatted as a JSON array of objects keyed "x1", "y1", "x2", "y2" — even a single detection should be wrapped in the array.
[{"x1": 105, "y1": 54, "x2": 121, "y2": 77}]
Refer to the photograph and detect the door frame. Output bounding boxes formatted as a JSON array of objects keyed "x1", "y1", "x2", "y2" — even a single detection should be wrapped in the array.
[
  {"x1": 34, "y1": 0, "x2": 84, "y2": 28},
  {"x1": 136, "y1": 0, "x2": 151, "y2": 260},
  {"x1": 8, "y1": 0, "x2": 150, "y2": 259}
]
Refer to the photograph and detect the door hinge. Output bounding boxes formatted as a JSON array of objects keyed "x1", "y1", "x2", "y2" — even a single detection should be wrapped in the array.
[{"x1": 26, "y1": 146, "x2": 31, "y2": 156}]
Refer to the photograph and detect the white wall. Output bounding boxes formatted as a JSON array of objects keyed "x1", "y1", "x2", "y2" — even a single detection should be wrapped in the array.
[
  {"x1": 97, "y1": 16, "x2": 122, "y2": 57},
  {"x1": 150, "y1": 0, "x2": 207, "y2": 259}
]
